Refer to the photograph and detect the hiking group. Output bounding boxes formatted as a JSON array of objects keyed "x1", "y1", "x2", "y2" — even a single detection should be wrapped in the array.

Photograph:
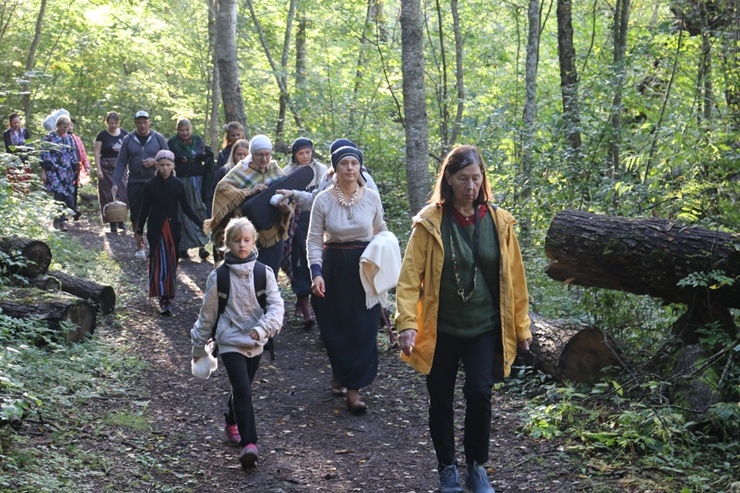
[{"x1": 5, "y1": 109, "x2": 533, "y2": 493}]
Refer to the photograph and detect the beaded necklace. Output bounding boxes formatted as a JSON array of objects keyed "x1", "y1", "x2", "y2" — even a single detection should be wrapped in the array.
[{"x1": 335, "y1": 183, "x2": 359, "y2": 219}]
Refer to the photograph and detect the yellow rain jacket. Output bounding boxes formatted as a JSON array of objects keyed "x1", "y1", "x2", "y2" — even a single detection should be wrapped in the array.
[{"x1": 395, "y1": 203, "x2": 532, "y2": 377}]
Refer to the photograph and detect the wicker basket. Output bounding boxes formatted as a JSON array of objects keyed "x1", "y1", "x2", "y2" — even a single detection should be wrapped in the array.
[{"x1": 104, "y1": 200, "x2": 129, "y2": 223}]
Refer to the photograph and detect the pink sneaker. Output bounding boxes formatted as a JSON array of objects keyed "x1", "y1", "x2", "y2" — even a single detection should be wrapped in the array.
[
  {"x1": 224, "y1": 423, "x2": 240, "y2": 445},
  {"x1": 239, "y1": 443, "x2": 258, "y2": 468}
]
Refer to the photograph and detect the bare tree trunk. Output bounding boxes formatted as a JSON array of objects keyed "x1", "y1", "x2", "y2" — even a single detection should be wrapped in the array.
[
  {"x1": 207, "y1": 0, "x2": 222, "y2": 148},
  {"x1": 245, "y1": 0, "x2": 305, "y2": 134},
  {"x1": 448, "y1": 0, "x2": 465, "y2": 148},
  {"x1": 557, "y1": 0, "x2": 581, "y2": 151},
  {"x1": 295, "y1": 13, "x2": 307, "y2": 97},
  {"x1": 608, "y1": 0, "x2": 631, "y2": 181},
  {"x1": 349, "y1": 0, "x2": 375, "y2": 130},
  {"x1": 719, "y1": 0, "x2": 740, "y2": 130},
  {"x1": 275, "y1": 0, "x2": 297, "y2": 144},
  {"x1": 433, "y1": 0, "x2": 449, "y2": 152},
  {"x1": 698, "y1": 3, "x2": 714, "y2": 121},
  {"x1": 21, "y1": 0, "x2": 47, "y2": 122},
  {"x1": 518, "y1": 0, "x2": 541, "y2": 247},
  {"x1": 217, "y1": 0, "x2": 247, "y2": 127},
  {"x1": 401, "y1": 0, "x2": 430, "y2": 214}
]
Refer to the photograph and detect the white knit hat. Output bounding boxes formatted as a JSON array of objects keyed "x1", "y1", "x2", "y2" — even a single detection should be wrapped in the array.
[{"x1": 249, "y1": 134, "x2": 272, "y2": 154}]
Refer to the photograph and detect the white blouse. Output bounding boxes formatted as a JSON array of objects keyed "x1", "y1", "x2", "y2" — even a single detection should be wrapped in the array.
[{"x1": 307, "y1": 186, "x2": 387, "y2": 267}]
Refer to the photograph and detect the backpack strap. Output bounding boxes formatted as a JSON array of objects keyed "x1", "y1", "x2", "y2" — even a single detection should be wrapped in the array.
[
  {"x1": 253, "y1": 261, "x2": 275, "y2": 360},
  {"x1": 253, "y1": 261, "x2": 267, "y2": 313},
  {"x1": 211, "y1": 263, "x2": 231, "y2": 342}
]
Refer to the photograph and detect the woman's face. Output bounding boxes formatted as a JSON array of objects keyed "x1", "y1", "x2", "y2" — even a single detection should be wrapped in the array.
[
  {"x1": 251, "y1": 150, "x2": 272, "y2": 170},
  {"x1": 57, "y1": 121, "x2": 71, "y2": 135},
  {"x1": 336, "y1": 157, "x2": 360, "y2": 184},
  {"x1": 106, "y1": 118, "x2": 120, "y2": 132},
  {"x1": 10, "y1": 117, "x2": 21, "y2": 131},
  {"x1": 227, "y1": 129, "x2": 244, "y2": 145},
  {"x1": 156, "y1": 159, "x2": 174, "y2": 179},
  {"x1": 446, "y1": 164, "x2": 483, "y2": 207},
  {"x1": 228, "y1": 229, "x2": 255, "y2": 260},
  {"x1": 295, "y1": 147, "x2": 313, "y2": 165},
  {"x1": 233, "y1": 146, "x2": 249, "y2": 163},
  {"x1": 177, "y1": 124, "x2": 192, "y2": 141}
]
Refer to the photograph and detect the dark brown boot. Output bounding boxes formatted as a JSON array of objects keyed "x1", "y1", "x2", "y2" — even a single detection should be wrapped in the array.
[{"x1": 345, "y1": 388, "x2": 367, "y2": 413}]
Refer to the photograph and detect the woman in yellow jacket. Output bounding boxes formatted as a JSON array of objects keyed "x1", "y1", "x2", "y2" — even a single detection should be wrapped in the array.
[{"x1": 395, "y1": 145, "x2": 532, "y2": 493}]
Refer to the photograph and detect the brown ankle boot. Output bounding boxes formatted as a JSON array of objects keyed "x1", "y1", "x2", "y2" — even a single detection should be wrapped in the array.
[{"x1": 346, "y1": 388, "x2": 367, "y2": 413}]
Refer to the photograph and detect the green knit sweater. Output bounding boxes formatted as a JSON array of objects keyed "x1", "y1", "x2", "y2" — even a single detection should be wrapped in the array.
[{"x1": 437, "y1": 210, "x2": 500, "y2": 338}]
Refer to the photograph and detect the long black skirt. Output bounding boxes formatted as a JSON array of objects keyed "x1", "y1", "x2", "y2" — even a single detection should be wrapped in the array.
[{"x1": 311, "y1": 241, "x2": 379, "y2": 389}]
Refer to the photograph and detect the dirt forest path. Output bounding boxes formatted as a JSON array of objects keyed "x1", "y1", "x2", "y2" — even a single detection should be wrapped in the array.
[{"x1": 72, "y1": 214, "x2": 604, "y2": 493}]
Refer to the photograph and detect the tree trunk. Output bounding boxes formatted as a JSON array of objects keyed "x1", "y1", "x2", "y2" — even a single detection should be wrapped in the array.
[
  {"x1": 517, "y1": 0, "x2": 541, "y2": 247},
  {"x1": 0, "y1": 288, "x2": 96, "y2": 343},
  {"x1": 295, "y1": 14, "x2": 307, "y2": 94},
  {"x1": 544, "y1": 209, "x2": 740, "y2": 308},
  {"x1": 608, "y1": 0, "x2": 631, "y2": 180},
  {"x1": 21, "y1": 0, "x2": 47, "y2": 122},
  {"x1": 275, "y1": 0, "x2": 297, "y2": 144},
  {"x1": 217, "y1": 0, "x2": 247, "y2": 126},
  {"x1": 400, "y1": 0, "x2": 430, "y2": 215},
  {"x1": 556, "y1": 0, "x2": 582, "y2": 151},
  {"x1": 0, "y1": 236, "x2": 52, "y2": 278},
  {"x1": 207, "y1": 0, "x2": 222, "y2": 148},
  {"x1": 349, "y1": 0, "x2": 375, "y2": 130},
  {"x1": 245, "y1": 0, "x2": 305, "y2": 133},
  {"x1": 449, "y1": 0, "x2": 465, "y2": 149},
  {"x1": 45, "y1": 270, "x2": 116, "y2": 315}
]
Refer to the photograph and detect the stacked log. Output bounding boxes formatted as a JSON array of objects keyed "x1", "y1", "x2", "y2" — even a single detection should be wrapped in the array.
[
  {"x1": 46, "y1": 269, "x2": 116, "y2": 315},
  {"x1": 0, "y1": 287, "x2": 96, "y2": 343},
  {"x1": 0, "y1": 236, "x2": 52, "y2": 278},
  {"x1": 0, "y1": 236, "x2": 115, "y2": 340}
]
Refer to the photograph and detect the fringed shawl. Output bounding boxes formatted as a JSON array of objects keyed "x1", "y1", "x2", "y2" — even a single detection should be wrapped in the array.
[{"x1": 203, "y1": 156, "x2": 291, "y2": 248}]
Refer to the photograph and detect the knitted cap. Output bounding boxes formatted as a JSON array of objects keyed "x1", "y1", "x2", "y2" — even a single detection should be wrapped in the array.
[
  {"x1": 155, "y1": 150, "x2": 175, "y2": 161},
  {"x1": 329, "y1": 138, "x2": 356, "y2": 155},
  {"x1": 249, "y1": 134, "x2": 273, "y2": 154},
  {"x1": 291, "y1": 137, "x2": 313, "y2": 163},
  {"x1": 331, "y1": 145, "x2": 363, "y2": 169}
]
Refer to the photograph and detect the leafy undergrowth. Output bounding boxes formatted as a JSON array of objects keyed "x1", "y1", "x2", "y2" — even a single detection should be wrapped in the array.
[{"x1": 1, "y1": 198, "x2": 738, "y2": 492}]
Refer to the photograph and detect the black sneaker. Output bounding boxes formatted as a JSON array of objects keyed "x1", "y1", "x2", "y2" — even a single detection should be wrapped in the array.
[
  {"x1": 160, "y1": 303, "x2": 172, "y2": 316},
  {"x1": 110, "y1": 223, "x2": 118, "y2": 233},
  {"x1": 179, "y1": 250, "x2": 190, "y2": 259},
  {"x1": 119, "y1": 222, "x2": 127, "y2": 232}
]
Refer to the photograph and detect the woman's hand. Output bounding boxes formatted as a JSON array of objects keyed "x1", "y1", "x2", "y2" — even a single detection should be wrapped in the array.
[
  {"x1": 249, "y1": 329, "x2": 260, "y2": 341},
  {"x1": 111, "y1": 185, "x2": 118, "y2": 198},
  {"x1": 518, "y1": 338, "x2": 532, "y2": 351},
  {"x1": 311, "y1": 275, "x2": 325, "y2": 298},
  {"x1": 398, "y1": 329, "x2": 417, "y2": 356},
  {"x1": 250, "y1": 183, "x2": 267, "y2": 196},
  {"x1": 275, "y1": 189, "x2": 293, "y2": 198}
]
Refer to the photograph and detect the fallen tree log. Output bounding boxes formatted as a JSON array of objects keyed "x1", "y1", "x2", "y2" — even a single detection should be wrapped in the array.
[
  {"x1": 544, "y1": 210, "x2": 740, "y2": 309},
  {"x1": 45, "y1": 269, "x2": 116, "y2": 314},
  {"x1": 517, "y1": 313, "x2": 622, "y2": 382},
  {"x1": 0, "y1": 287, "x2": 96, "y2": 343},
  {"x1": 0, "y1": 236, "x2": 52, "y2": 278}
]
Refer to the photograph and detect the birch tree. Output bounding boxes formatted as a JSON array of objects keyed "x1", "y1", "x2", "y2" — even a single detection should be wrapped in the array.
[{"x1": 401, "y1": 0, "x2": 430, "y2": 214}]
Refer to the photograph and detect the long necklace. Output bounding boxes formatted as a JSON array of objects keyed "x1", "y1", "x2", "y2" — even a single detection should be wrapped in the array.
[
  {"x1": 335, "y1": 183, "x2": 359, "y2": 219},
  {"x1": 449, "y1": 210, "x2": 481, "y2": 303}
]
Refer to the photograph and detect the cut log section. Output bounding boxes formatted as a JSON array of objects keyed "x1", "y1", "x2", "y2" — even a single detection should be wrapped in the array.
[
  {"x1": 557, "y1": 328, "x2": 622, "y2": 383},
  {"x1": 0, "y1": 288, "x2": 96, "y2": 343},
  {"x1": 517, "y1": 314, "x2": 622, "y2": 382},
  {"x1": 46, "y1": 269, "x2": 116, "y2": 314},
  {"x1": 0, "y1": 236, "x2": 52, "y2": 278},
  {"x1": 544, "y1": 210, "x2": 740, "y2": 308}
]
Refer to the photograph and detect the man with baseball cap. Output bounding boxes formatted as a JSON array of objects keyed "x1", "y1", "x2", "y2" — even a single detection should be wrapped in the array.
[{"x1": 112, "y1": 110, "x2": 169, "y2": 258}]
